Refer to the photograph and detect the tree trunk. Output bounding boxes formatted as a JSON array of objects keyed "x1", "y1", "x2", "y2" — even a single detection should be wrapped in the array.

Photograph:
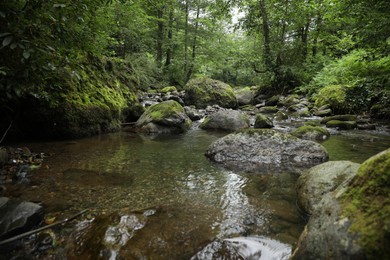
[
  {"x1": 184, "y1": 0, "x2": 189, "y2": 78},
  {"x1": 259, "y1": 0, "x2": 272, "y2": 71},
  {"x1": 312, "y1": 14, "x2": 322, "y2": 59},
  {"x1": 165, "y1": 9, "x2": 173, "y2": 66},
  {"x1": 186, "y1": 1, "x2": 200, "y2": 82},
  {"x1": 156, "y1": 8, "x2": 164, "y2": 66}
]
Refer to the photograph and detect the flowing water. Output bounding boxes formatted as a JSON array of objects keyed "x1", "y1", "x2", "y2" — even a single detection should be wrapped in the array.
[{"x1": 4, "y1": 127, "x2": 390, "y2": 259}]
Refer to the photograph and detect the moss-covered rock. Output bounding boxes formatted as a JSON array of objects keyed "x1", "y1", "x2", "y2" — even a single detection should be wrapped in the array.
[
  {"x1": 370, "y1": 104, "x2": 390, "y2": 119},
  {"x1": 320, "y1": 114, "x2": 358, "y2": 124},
  {"x1": 326, "y1": 120, "x2": 357, "y2": 130},
  {"x1": 292, "y1": 148, "x2": 390, "y2": 259},
  {"x1": 200, "y1": 110, "x2": 249, "y2": 131},
  {"x1": 184, "y1": 78, "x2": 238, "y2": 109},
  {"x1": 258, "y1": 106, "x2": 279, "y2": 114},
  {"x1": 136, "y1": 100, "x2": 192, "y2": 133},
  {"x1": 292, "y1": 125, "x2": 330, "y2": 141},
  {"x1": 296, "y1": 161, "x2": 360, "y2": 215},
  {"x1": 274, "y1": 111, "x2": 289, "y2": 121},
  {"x1": 234, "y1": 86, "x2": 256, "y2": 105},
  {"x1": 279, "y1": 94, "x2": 300, "y2": 107},
  {"x1": 340, "y1": 148, "x2": 390, "y2": 258},
  {"x1": 254, "y1": 114, "x2": 274, "y2": 129},
  {"x1": 12, "y1": 56, "x2": 140, "y2": 138},
  {"x1": 314, "y1": 85, "x2": 348, "y2": 114},
  {"x1": 161, "y1": 86, "x2": 178, "y2": 93}
]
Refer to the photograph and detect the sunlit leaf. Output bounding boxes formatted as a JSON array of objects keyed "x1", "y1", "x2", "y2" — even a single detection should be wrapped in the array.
[
  {"x1": 23, "y1": 50, "x2": 31, "y2": 59},
  {"x1": 2, "y1": 36, "x2": 13, "y2": 47}
]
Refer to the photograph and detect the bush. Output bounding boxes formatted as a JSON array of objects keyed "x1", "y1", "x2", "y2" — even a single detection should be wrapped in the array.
[{"x1": 306, "y1": 49, "x2": 390, "y2": 114}]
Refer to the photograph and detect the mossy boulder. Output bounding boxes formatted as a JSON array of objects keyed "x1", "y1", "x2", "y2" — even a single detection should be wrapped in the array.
[
  {"x1": 279, "y1": 94, "x2": 300, "y2": 107},
  {"x1": 314, "y1": 85, "x2": 348, "y2": 114},
  {"x1": 292, "y1": 148, "x2": 390, "y2": 259},
  {"x1": 205, "y1": 129, "x2": 329, "y2": 173},
  {"x1": 136, "y1": 100, "x2": 192, "y2": 134},
  {"x1": 320, "y1": 114, "x2": 357, "y2": 124},
  {"x1": 274, "y1": 111, "x2": 289, "y2": 121},
  {"x1": 234, "y1": 86, "x2": 257, "y2": 105},
  {"x1": 265, "y1": 95, "x2": 280, "y2": 106},
  {"x1": 340, "y1": 148, "x2": 390, "y2": 258},
  {"x1": 10, "y1": 56, "x2": 140, "y2": 139},
  {"x1": 326, "y1": 120, "x2": 357, "y2": 130},
  {"x1": 200, "y1": 110, "x2": 250, "y2": 131},
  {"x1": 258, "y1": 106, "x2": 279, "y2": 114},
  {"x1": 296, "y1": 161, "x2": 360, "y2": 215},
  {"x1": 370, "y1": 104, "x2": 390, "y2": 119},
  {"x1": 184, "y1": 78, "x2": 238, "y2": 109},
  {"x1": 161, "y1": 86, "x2": 178, "y2": 93},
  {"x1": 292, "y1": 125, "x2": 330, "y2": 141},
  {"x1": 254, "y1": 114, "x2": 274, "y2": 129}
]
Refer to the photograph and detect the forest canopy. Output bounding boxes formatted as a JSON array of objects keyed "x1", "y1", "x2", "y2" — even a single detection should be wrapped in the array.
[{"x1": 1, "y1": 0, "x2": 389, "y2": 120}]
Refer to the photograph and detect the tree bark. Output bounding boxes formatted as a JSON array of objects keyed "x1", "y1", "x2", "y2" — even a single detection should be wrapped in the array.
[
  {"x1": 259, "y1": 0, "x2": 272, "y2": 71},
  {"x1": 165, "y1": 9, "x2": 174, "y2": 66},
  {"x1": 156, "y1": 8, "x2": 164, "y2": 66},
  {"x1": 186, "y1": 1, "x2": 200, "y2": 82},
  {"x1": 184, "y1": 0, "x2": 189, "y2": 77}
]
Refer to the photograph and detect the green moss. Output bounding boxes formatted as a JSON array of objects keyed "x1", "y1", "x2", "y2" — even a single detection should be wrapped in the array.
[
  {"x1": 340, "y1": 148, "x2": 390, "y2": 258},
  {"x1": 326, "y1": 120, "x2": 357, "y2": 130},
  {"x1": 18, "y1": 55, "x2": 140, "y2": 138},
  {"x1": 320, "y1": 114, "x2": 357, "y2": 124},
  {"x1": 161, "y1": 86, "x2": 177, "y2": 93},
  {"x1": 314, "y1": 85, "x2": 348, "y2": 114},
  {"x1": 254, "y1": 113, "x2": 273, "y2": 128},
  {"x1": 146, "y1": 100, "x2": 183, "y2": 121},
  {"x1": 292, "y1": 125, "x2": 330, "y2": 140},
  {"x1": 184, "y1": 77, "x2": 238, "y2": 108}
]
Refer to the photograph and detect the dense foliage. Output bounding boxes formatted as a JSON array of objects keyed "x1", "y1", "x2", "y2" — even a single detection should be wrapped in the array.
[{"x1": 0, "y1": 0, "x2": 389, "y2": 137}]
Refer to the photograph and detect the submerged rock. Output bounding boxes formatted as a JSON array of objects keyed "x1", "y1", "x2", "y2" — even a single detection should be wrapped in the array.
[
  {"x1": 200, "y1": 110, "x2": 250, "y2": 131},
  {"x1": 0, "y1": 197, "x2": 44, "y2": 240},
  {"x1": 291, "y1": 125, "x2": 330, "y2": 141},
  {"x1": 205, "y1": 129, "x2": 328, "y2": 173},
  {"x1": 292, "y1": 148, "x2": 390, "y2": 259},
  {"x1": 135, "y1": 100, "x2": 192, "y2": 134},
  {"x1": 326, "y1": 120, "x2": 357, "y2": 130},
  {"x1": 184, "y1": 78, "x2": 238, "y2": 109},
  {"x1": 191, "y1": 236, "x2": 291, "y2": 260}
]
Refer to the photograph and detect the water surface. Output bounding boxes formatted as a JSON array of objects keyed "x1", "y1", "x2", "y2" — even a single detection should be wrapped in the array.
[{"x1": 6, "y1": 127, "x2": 390, "y2": 258}]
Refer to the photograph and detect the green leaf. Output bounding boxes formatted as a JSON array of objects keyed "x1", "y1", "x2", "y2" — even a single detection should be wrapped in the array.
[
  {"x1": 2, "y1": 36, "x2": 13, "y2": 47},
  {"x1": 23, "y1": 50, "x2": 30, "y2": 59},
  {"x1": 53, "y1": 4, "x2": 66, "y2": 8}
]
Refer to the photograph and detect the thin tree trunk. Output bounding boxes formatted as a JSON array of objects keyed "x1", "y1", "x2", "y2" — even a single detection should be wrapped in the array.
[
  {"x1": 186, "y1": 1, "x2": 200, "y2": 82},
  {"x1": 259, "y1": 0, "x2": 272, "y2": 71},
  {"x1": 156, "y1": 8, "x2": 164, "y2": 66},
  {"x1": 312, "y1": 14, "x2": 322, "y2": 59},
  {"x1": 184, "y1": 0, "x2": 189, "y2": 77},
  {"x1": 165, "y1": 9, "x2": 173, "y2": 66}
]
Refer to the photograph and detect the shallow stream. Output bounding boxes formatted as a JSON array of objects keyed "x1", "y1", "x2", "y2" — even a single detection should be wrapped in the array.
[{"x1": 5, "y1": 126, "x2": 390, "y2": 259}]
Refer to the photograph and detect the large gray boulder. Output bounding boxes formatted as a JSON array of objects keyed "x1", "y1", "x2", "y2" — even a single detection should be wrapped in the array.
[
  {"x1": 200, "y1": 110, "x2": 250, "y2": 131},
  {"x1": 296, "y1": 161, "x2": 360, "y2": 215},
  {"x1": 135, "y1": 100, "x2": 192, "y2": 134},
  {"x1": 0, "y1": 197, "x2": 44, "y2": 239},
  {"x1": 292, "y1": 148, "x2": 390, "y2": 259},
  {"x1": 184, "y1": 78, "x2": 238, "y2": 109},
  {"x1": 205, "y1": 129, "x2": 329, "y2": 173},
  {"x1": 234, "y1": 87, "x2": 257, "y2": 106}
]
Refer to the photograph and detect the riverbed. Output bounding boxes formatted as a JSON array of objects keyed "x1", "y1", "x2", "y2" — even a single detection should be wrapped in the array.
[{"x1": 4, "y1": 125, "x2": 390, "y2": 259}]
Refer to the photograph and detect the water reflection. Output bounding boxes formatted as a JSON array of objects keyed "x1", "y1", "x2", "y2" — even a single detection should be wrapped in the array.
[
  {"x1": 218, "y1": 172, "x2": 264, "y2": 237},
  {"x1": 6, "y1": 128, "x2": 390, "y2": 259}
]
